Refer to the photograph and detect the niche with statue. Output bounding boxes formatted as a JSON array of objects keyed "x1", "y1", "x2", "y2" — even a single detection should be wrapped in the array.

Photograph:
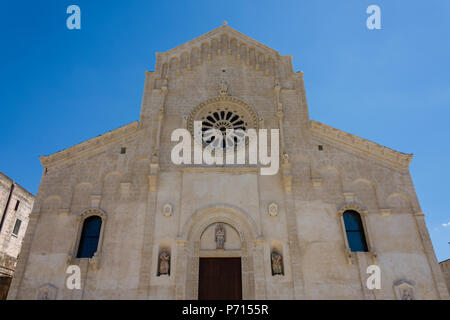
[
  {"x1": 157, "y1": 246, "x2": 171, "y2": 276},
  {"x1": 270, "y1": 242, "x2": 284, "y2": 276}
]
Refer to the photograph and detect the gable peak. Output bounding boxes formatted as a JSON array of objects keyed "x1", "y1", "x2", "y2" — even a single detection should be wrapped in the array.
[{"x1": 160, "y1": 24, "x2": 280, "y2": 57}]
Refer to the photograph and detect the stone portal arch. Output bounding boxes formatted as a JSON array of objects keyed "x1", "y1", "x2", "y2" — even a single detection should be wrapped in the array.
[{"x1": 175, "y1": 205, "x2": 260, "y2": 300}]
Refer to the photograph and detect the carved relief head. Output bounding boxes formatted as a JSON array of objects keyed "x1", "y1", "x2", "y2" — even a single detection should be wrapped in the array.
[{"x1": 37, "y1": 284, "x2": 57, "y2": 300}]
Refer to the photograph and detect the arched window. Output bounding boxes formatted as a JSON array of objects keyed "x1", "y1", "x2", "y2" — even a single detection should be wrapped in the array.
[
  {"x1": 343, "y1": 210, "x2": 368, "y2": 252},
  {"x1": 76, "y1": 216, "x2": 102, "y2": 258}
]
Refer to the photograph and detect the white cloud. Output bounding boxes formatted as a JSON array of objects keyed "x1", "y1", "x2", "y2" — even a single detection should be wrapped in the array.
[{"x1": 442, "y1": 222, "x2": 450, "y2": 227}]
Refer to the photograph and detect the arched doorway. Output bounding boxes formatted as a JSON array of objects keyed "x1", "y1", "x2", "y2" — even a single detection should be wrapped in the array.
[
  {"x1": 198, "y1": 222, "x2": 242, "y2": 300},
  {"x1": 175, "y1": 205, "x2": 262, "y2": 300}
]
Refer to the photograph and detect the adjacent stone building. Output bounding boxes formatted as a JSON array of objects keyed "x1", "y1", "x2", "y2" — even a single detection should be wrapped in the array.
[
  {"x1": 8, "y1": 24, "x2": 449, "y2": 300},
  {"x1": 439, "y1": 259, "x2": 450, "y2": 295},
  {"x1": 0, "y1": 172, "x2": 34, "y2": 299}
]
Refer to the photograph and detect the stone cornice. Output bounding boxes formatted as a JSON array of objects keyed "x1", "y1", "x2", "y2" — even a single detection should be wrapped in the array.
[
  {"x1": 309, "y1": 120, "x2": 413, "y2": 168},
  {"x1": 40, "y1": 121, "x2": 140, "y2": 168},
  {"x1": 182, "y1": 167, "x2": 258, "y2": 174}
]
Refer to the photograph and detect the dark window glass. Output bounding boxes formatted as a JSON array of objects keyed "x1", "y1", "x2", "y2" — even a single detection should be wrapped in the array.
[
  {"x1": 343, "y1": 210, "x2": 368, "y2": 252},
  {"x1": 76, "y1": 216, "x2": 102, "y2": 258},
  {"x1": 12, "y1": 219, "x2": 22, "y2": 235},
  {"x1": 120, "y1": 147, "x2": 126, "y2": 154},
  {"x1": 14, "y1": 200, "x2": 20, "y2": 211}
]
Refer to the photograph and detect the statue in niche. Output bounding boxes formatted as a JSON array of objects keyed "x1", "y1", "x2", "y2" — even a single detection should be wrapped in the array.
[
  {"x1": 401, "y1": 289, "x2": 414, "y2": 300},
  {"x1": 215, "y1": 223, "x2": 226, "y2": 249},
  {"x1": 37, "y1": 284, "x2": 57, "y2": 300},
  {"x1": 271, "y1": 251, "x2": 284, "y2": 275},
  {"x1": 158, "y1": 249, "x2": 170, "y2": 276},
  {"x1": 219, "y1": 79, "x2": 228, "y2": 96},
  {"x1": 41, "y1": 291, "x2": 50, "y2": 300}
]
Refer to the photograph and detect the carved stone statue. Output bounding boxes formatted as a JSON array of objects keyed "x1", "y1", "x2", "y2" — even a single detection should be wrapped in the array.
[
  {"x1": 37, "y1": 284, "x2": 57, "y2": 300},
  {"x1": 158, "y1": 249, "x2": 170, "y2": 276},
  {"x1": 401, "y1": 289, "x2": 414, "y2": 300},
  {"x1": 219, "y1": 79, "x2": 228, "y2": 96},
  {"x1": 271, "y1": 251, "x2": 283, "y2": 275},
  {"x1": 215, "y1": 223, "x2": 226, "y2": 249}
]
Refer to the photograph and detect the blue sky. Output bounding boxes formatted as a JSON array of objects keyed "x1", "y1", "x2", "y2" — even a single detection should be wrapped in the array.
[{"x1": 0, "y1": 1, "x2": 449, "y2": 261}]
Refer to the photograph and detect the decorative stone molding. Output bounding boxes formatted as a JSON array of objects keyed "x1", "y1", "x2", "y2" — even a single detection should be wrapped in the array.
[
  {"x1": 90, "y1": 195, "x2": 101, "y2": 208},
  {"x1": 40, "y1": 121, "x2": 139, "y2": 167},
  {"x1": 78, "y1": 208, "x2": 107, "y2": 221},
  {"x1": 199, "y1": 249, "x2": 241, "y2": 258},
  {"x1": 36, "y1": 283, "x2": 57, "y2": 300},
  {"x1": 337, "y1": 202, "x2": 367, "y2": 216},
  {"x1": 379, "y1": 209, "x2": 392, "y2": 217},
  {"x1": 311, "y1": 177, "x2": 322, "y2": 188},
  {"x1": 343, "y1": 192, "x2": 355, "y2": 203},
  {"x1": 254, "y1": 235, "x2": 265, "y2": 243},
  {"x1": 181, "y1": 204, "x2": 259, "y2": 245},
  {"x1": 414, "y1": 211, "x2": 425, "y2": 218},
  {"x1": 268, "y1": 202, "x2": 278, "y2": 217},
  {"x1": 175, "y1": 237, "x2": 188, "y2": 246},
  {"x1": 182, "y1": 167, "x2": 258, "y2": 174},
  {"x1": 58, "y1": 208, "x2": 70, "y2": 216},
  {"x1": 310, "y1": 120, "x2": 413, "y2": 168},
  {"x1": 393, "y1": 279, "x2": 416, "y2": 300}
]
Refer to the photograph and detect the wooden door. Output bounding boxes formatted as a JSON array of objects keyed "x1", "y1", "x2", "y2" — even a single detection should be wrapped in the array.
[
  {"x1": 0, "y1": 277, "x2": 12, "y2": 300},
  {"x1": 198, "y1": 257, "x2": 242, "y2": 300}
]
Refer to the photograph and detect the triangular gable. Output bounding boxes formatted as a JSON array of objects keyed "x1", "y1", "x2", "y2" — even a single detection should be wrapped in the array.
[
  {"x1": 40, "y1": 121, "x2": 140, "y2": 167},
  {"x1": 310, "y1": 120, "x2": 413, "y2": 168},
  {"x1": 153, "y1": 24, "x2": 293, "y2": 79},
  {"x1": 161, "y1": 24, "x2": 280, "y2": 57}
]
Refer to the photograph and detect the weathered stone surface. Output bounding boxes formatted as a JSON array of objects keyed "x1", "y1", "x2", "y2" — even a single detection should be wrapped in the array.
[
  {"x1": 7, "y1": 25, "x2": 449, "y2": 300},
  {"x1": 0, "y1": 171, "x2": 34, "y2": 298}
]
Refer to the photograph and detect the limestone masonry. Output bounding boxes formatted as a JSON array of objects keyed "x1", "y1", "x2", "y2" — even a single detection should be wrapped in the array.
[
  {"x1": 0, "y1": 172, "x2": 34, "y2": 299},
  {"x1": 8, "y1": 25, "x2": 449, "y2": 300}
]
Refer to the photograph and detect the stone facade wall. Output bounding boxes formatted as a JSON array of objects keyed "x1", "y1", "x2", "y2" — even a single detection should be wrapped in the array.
[
  {"x1": 439, "y1": 259, "x2": 450, "y2": 295},
  {"x1": 0, "y1": 171, "x2": 34, "y2": 298},
  {"x1": 8, "y1": 25, "x2": 449, "y2": 300}
]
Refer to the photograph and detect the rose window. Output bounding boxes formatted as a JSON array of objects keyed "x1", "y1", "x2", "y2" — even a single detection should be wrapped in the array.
[
  {"x1": 201, "y1": 109, "x2": 247, "y2": 150},
  {"x1": 187, "y1": 96, "x2": 258, "y2": 153}
]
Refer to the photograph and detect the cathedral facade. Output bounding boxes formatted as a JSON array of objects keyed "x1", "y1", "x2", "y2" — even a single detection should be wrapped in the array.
[{"x1": 8, "y1": 25, "x2": 449, "y2": 300}]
